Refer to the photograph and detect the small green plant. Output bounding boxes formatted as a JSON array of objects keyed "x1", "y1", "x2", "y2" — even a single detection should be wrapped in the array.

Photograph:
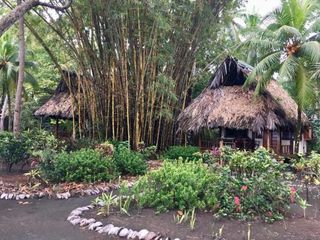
[
  {"x1": 162, "y1": 145, "x2": 200, "y2": 160},
  {"x1": 190, "y1": 207, "x2": 196, "y2": 231},
  {"x1": 95, "y1": 192, "x2": 118, "y2": 216},
  {"x1": 297, "y1": 197, "x2": 312, "y2": 218},
  {"x1": 113, "y1": 144, "x2": 147, "y2": 176},
  {"x1": 211, "y1": 224, "x2": 224, "y2": 240}
]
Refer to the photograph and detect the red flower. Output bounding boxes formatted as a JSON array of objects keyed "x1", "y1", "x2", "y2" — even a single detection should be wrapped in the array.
[
  {"x1": 241, "y1": 185, "x2": 248, "y2": 191},
  {"x1": 290, "y1": 187, "x2": 297, "y2": 203},
  {"x1": 234, "y1": 196, "x2": 241, "y2": 212}
]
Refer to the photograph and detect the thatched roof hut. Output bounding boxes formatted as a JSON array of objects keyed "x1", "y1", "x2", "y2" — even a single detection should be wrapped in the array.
[
  {"x1": 177, "y1": 56, "x2": 310, "y2": 135},
  {"x1": 34, "y1": 71, "x2": 78, "y2": 119}
]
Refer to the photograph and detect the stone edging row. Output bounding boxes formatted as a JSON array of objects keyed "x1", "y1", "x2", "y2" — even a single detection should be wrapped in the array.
[
  {"x1": 0, "y1": 182, "x2": 135, "y2": 201},
  {"x1": 67, "y1": 205, "x2": 180, "y2": 240}
]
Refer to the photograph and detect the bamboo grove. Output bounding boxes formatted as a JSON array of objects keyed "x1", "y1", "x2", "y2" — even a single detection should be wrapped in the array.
[{"x1": 31, "y1": 0, "x2": 239, "y2": 149}]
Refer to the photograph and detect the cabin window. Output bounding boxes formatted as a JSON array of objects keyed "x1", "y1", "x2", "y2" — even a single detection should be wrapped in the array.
[
  {"x1": 281, "y1": 129, "x2": 292, "y2": 140},
  {"x1": 224, "y1": 128, "x2": 248, "y2": 138}
]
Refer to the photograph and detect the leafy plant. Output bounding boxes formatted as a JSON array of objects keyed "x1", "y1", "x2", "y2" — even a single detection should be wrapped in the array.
[
  {"x1": 132, "y1": 160, "x2": 218, "y2": 212},
  {"x1": 113, "y1": 144, "x2": 147, "y2": 176},
  {"x1": 95, "y1": 192, "x2": 118, "y2": 216},
  {"x1": 213, "y1": 148, "x2": 291, "y2": 222},
  {"x1": 162, "y1": 145, "x2": 201, "y2": 160},
  {"x1": 0, "y1": 132, "x2": 30, "y2": 172},
  {"x1": 297, "y1": 197, "x2": 312, "y2": 218},
  {"x1": 40, "y1": 149, "x2": 117, "y2": 183}
]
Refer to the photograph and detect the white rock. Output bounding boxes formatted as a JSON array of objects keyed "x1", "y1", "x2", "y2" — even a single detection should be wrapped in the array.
[
  {"x1": 67, "y1": 215, "x2": 80, "y2": 221},
  {"x1": 108, "y1": 226, "x2": 120, "y2": 235},
  {"x1": 25, "y1": 194, "x2": 30, "y2": 199},
  {"x1": 128, "y1": 231, "x2": 139, "y2": 239},
  {"x1": 119, "y1": 228, "x2": 129, "y2": 237},
  {"x1": 38, "y1": 192, "x2": 45, "y2": 198},
  {"x1": 79, "y1": 218, "x2": 89, "y2": 227},
  {"x1": 62, "y1": 192, "x2": 71, "y2": 199},
  {"x1": 88, "y1": 221, "x2": 103, "y2": 230},
  {"x1": 96, "y1": 226, "x2": 103, "y2": 232},
  {"x1": 174, "y1": 239, "x2": 180, "y2": 240},
  {"x1": 8, "y1": 193, "x2": 13, "y2": 199},
  {"x1": 85, "y1": 204, "x2": 94, "y2": 209},
  {"x1": 138, "y1": 229, "x2": 149, "y2": 239},
  {"x1": 56, "y1": 193, "x2": 62, "y2": 199},
  {"x1": 70, "y1": 218, "x2": 81, "y2": 225},
  {"x1": 0, "y1": 193, "x2": 7, "y2": 199},
  {"x1": 19, "y1": 194, "x2": 26, "y2": 199},
  {"x1": 70, "y1": 210, "x2": 82, "y2": 216},
  {"x1": 16, "y1": 195, "x2": 20, "y2": 200},
  {"x1": 98, "y1": 224, "x2": 114, "y2": 234}
]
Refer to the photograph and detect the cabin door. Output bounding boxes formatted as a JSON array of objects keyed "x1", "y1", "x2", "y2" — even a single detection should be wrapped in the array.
[{"x1": 271, "y1": 131, "x2": 281, "y2": 154}]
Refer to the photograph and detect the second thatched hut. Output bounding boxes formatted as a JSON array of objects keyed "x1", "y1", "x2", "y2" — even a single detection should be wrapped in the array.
[{"x1": 177, "y1": 56, "x2": 311, "y2": 155}]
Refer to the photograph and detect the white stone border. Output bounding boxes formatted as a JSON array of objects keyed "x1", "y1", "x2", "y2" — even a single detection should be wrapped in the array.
[
  {"x1": 0, "y1": 182, "x2": 135, "y2": 201},
  {"x1": 67, "y1": 204, "x2": 180, "y2": 240}
]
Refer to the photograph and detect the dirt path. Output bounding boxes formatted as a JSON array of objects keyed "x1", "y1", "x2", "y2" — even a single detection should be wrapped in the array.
[{"x1": 0, "y1": 197, "x2": 107, "y2": 240}]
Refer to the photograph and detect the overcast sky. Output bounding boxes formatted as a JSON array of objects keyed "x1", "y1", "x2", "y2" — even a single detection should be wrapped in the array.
[{"x1": 245, "y1": 0, "x2": 281, "y2": 16}]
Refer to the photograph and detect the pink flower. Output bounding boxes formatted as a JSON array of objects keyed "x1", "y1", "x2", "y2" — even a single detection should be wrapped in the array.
[
  {"x1": 234, "y1": 196, "x2": 241, "y2": 212},
  {"x1": 290, "y1": 187, "x2": 297, "y2": 203},
  {"x1": 211, "y1": 147, "x2": 221, "y2": 157},
  {"x1": 31, "y1": 160, "x2": 38, "y2": 167},
  {"x1": 241, "y1": 185, "x2": 248, "y2": 191}
]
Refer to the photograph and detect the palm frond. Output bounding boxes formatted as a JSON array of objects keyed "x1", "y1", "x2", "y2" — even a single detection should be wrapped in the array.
[
  {"x1": 278, "y1": 55, "x2": 299, "y2": 83},
  {"x1": 294, "y1": 63, "x2": 313, "y2": 108},
  {"x1": 274, "y1": 25, "x2": 302, "y2": 41},
  {"x1": 245, "y1": 51, "x2": 281, "y2": 87},
  {"x1": 24, "y1": 71, "x2": 38, "y2": 89},
  {"x1": 299, "y1": 41, "x2": 320, "y2": 63}
]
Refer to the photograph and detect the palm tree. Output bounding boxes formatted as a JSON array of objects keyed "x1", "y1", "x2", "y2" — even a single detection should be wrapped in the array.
[
  {"x1": 0, "y1": 35, "x2": 37, "y2": 131},
  {"x1": 244, "y1": 0, "x2": 320, "y2": 153}
]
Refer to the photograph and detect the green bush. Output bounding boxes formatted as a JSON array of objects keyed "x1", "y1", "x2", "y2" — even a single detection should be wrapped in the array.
[
  {"x1": 113, "y1": 144, "x2": 147, "y2": 176},
  {"x1": 22, "y1": 129, "x2": 62, "y2": 157},
  {"x1": 213, "y1": 148, "x2": 290, "y2": 222},
  {"x1": 40, "y1": 149, "x2": 117, "y2": 183},
  {"x1": 162, "y1": 145, "x2": 201, "y2": 160},
  {"x1": 132, "y1": 160, "x2": 218, "y2": 212},
  {"x1": 128, "y1": 148, "x2": 291, "y2": 222},
  {"x1": 0, "y1": 132, "x2": 30, "y2": 171}
]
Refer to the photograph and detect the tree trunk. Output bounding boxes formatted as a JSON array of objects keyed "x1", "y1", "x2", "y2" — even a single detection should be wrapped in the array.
[
  {"x1": 0, "y1": 0, "x2": 73, "y2": 37},
  {"x1": 13, "y1": 0, "x2": 25, "y2": 136},
  {"x1": 0, "y1": 95, "x2": 8, "y2": 131},
  {"x1": 294, "y1": 105, "x2": 302, "y2": 154}
]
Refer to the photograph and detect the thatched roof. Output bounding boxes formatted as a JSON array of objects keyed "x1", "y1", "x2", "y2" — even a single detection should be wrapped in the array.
[
  {"x1": 34, "y1": 71, "x2": 78, "y2": 119},
  {"x1": 177, "y1": 56, "x2": 310, "y2": 134}
]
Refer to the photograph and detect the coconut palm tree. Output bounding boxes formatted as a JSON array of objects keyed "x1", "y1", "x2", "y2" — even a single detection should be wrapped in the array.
[
  {"x1": 0, "y1": 35, "x2": 37, "y2": 131},
  {"x1": 244, "y1": 0, "x2": 320, "y2": 153}
]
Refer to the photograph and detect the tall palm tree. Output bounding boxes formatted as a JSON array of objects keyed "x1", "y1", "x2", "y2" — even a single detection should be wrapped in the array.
[
  {"x1": 0, "y1": 35, "x2": 37, "y2": 131},
  {"x1": 244, "y1": 0, "x2": 320, "y2": 153}
]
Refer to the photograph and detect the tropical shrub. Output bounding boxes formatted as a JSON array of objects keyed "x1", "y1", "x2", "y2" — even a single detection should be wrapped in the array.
[
  {"x1": 128, "y1": 147, "x2": 291, "y2": 222},
  {"x1": 162, "y1": 145, "x2": 201, "y2": 160},
  {"x1": 293, "y1": 151, "x2": 320, "y2": 185},
  {"x1": 40, "y1": 149, "x2": 117, "y2": 183},
  {"x1": 140, "y1": 145, "x2": 157, "y2": 160},
  {"x1": 23, "y1": 129, "x2": 62, "y2": 157},
  {"x1": 0, "y1": 132, "x2": 30, "y2": 171},
  {"x1": 212, "y1": 148, "x2": 291, "y2": 222},
  {"x1": 113, "y1": 144, "x2": 147, "y2": 176},
  {"x1": 132, "y1": 160, "x2": 218, "y2": 212}
]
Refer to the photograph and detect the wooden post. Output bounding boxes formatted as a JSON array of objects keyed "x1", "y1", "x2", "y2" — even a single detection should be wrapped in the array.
[{"x1": 55, "y1": 118, "x2": 59, "y2": 137}]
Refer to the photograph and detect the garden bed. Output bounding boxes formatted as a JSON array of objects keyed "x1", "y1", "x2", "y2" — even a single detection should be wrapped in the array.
[
  {"x1": 0, "y1": 160, "x2": 162, "y2": 200},
  {"x1": 74, "y1": 189, "x2": 320, "y2": 240}
]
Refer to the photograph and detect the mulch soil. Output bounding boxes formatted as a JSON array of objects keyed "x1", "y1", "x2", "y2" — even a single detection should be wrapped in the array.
[{"x1": 85, "y1": 187, "x2": 320, "y2": 240}]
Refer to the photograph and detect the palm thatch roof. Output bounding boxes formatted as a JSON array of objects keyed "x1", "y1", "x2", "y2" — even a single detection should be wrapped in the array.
[
  {"x1": 34, "y1": 71, "x2": 78, "y2": 119},
  {"x1": 177, "y1": 56, "x2": 310, "y2": 134}
]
